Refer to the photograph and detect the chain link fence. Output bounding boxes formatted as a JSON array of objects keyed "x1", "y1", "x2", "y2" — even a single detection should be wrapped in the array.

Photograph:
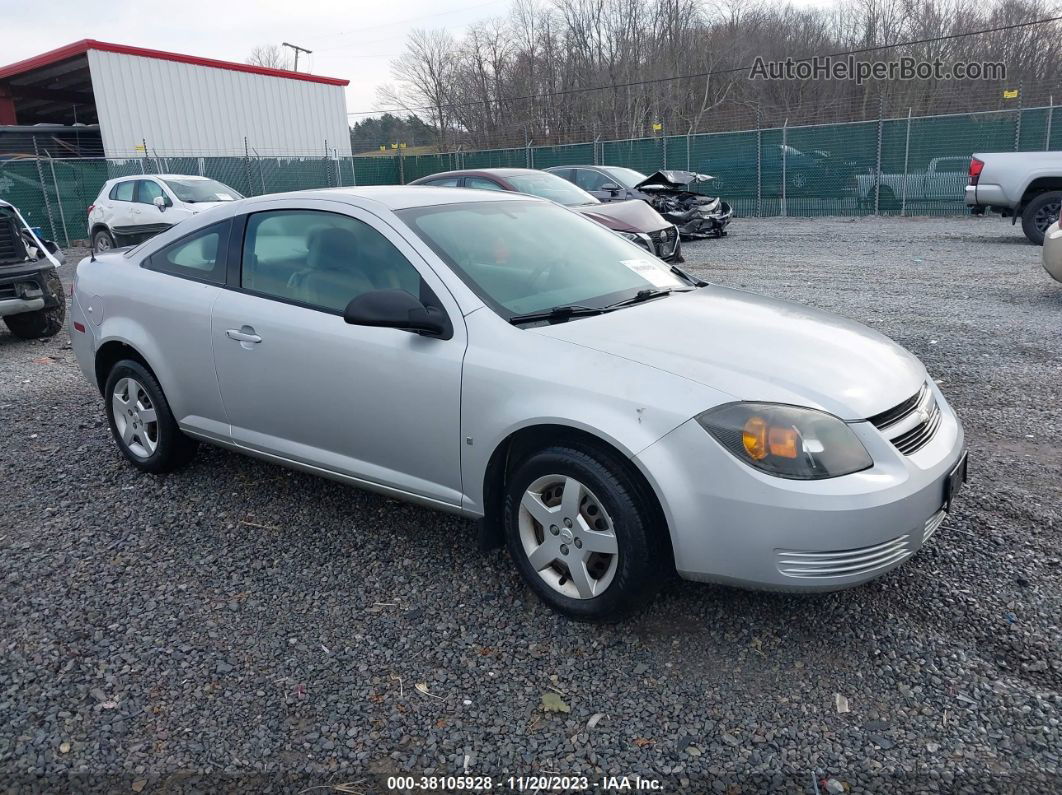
[{"x1": 1, "y1": 102, "x2": 1056, "y2": 246}]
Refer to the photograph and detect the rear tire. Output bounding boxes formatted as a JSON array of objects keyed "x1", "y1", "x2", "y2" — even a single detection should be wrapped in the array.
[
  {"x1": 1021, "y1": 191, "x2": 1062, "y2": 245},
  {"x1": 503, "y1": 443, "x2": 668, "y2": 621},
  {"x1": 103, "y1": 359, "x2": 197, "y2": 473},
  {"x1": 3, "y1": 271, "x2": 66, "y2": 339},
  {"x1": 92, "y1": 228, "x2": 116, "y2": 253}
]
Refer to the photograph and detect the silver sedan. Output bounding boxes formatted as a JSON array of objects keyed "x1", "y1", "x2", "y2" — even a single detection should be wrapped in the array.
[{"x1": 69, "y1": 187, "x2": 967, "y2": 620}]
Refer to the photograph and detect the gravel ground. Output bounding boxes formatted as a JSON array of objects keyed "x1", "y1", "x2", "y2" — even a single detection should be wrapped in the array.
[{"x1": 1, "y1": 216, "x2": 1060, "y2": 793}]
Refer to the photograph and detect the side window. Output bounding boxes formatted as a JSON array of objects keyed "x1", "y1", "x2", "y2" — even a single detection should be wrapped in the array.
[
  {"x1": 573, "y1": 169, "x2": 610, "y2": 191},
  {"x1": 465, "y1": 177, "x2": 506, "y2": 191},
  {"x1": 146, "y1": 221, "x2": 229, "y2": 283},
  {"x1": 137, "y1": 180, "x2": 165, "y2": 204},
  {"x1": 423, "y1": 177, "x2": 460, "y2": 187},
  {"x1": 111, "y1": 181, "x2": 135, "y2": 202},
  {"x1": 549, "y1": 168, "x2": 572, "y2": 182},
  {"x1": 241, "y1": 210, "x2": 425, "y2": 313}
]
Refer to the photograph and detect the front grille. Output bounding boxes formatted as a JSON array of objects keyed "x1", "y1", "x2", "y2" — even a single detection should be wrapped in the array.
[
  {"x1": 776, "y1": 535, "x2": 912, "y2": 579},
  {"x1": 0, "y1": 216, "x2": 29, "y2": 265},
  {"x1": 649, "y1": 226, "x2": 679, "y2": 257},
  {"x1": 869, "y1": 383, "x2": 942, "y2": 456},
  {"x1": 868, "y1": 384, "x2": 927, "y2": 429},
  {"x1": 891, "y1": 401, "x2": 942, "y2": 454}
]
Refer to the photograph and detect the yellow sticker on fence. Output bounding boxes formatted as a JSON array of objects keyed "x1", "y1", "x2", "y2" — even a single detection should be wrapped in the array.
[{"x1": 1003, "y1": 89, "x2": 1019, "y2": 99}]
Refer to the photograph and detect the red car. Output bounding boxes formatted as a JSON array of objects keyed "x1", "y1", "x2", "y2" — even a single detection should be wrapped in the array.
[{"x1": 409, "y1": 168, "x2": 682, "y2": 262}]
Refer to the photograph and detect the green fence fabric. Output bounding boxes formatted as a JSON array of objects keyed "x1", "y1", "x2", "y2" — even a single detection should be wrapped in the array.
[{"x1": 0, "y1": 103, "x2": 1056, "y2": 245}]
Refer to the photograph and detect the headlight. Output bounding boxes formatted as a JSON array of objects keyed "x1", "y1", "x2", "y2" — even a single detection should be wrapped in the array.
[
  {"x1": 617, "y1": 230, "x2": 652, "y2": 250},
  {"x1": 696, "y1": 402, "x2": 873, "y2": 480}
]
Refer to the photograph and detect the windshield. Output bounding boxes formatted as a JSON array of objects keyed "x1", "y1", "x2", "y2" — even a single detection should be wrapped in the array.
[
  {"x1": 601, "y1": 166, "x2": 648, "y2": 188},
  {"x1": 397, "y1": 200, "x2": 685, "y2": 318},
  {"x1": 162, "y1": 178, "x2": 242, "y2": 203},
  {"x1": 505, "y1": 173, "x2": 599, "y2": 207}
]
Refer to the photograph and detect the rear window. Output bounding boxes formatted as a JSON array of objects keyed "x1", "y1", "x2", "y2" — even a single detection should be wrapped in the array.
[{"x1": 110, "y1": 181, "x2": 135, "y2": 202}]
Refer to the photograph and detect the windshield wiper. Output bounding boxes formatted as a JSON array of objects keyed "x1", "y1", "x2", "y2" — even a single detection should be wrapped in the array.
[
  {"x1": 601, "y1": 287, "x2": 690, "y2": 310},
  {"x1": 508, "y1": 304, "x2": 605, "y2": 326}
]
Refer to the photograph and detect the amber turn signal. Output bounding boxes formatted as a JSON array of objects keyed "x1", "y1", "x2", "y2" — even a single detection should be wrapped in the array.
[{"x1": 742, "y1": 416, "x2": 768, "y2": 460}]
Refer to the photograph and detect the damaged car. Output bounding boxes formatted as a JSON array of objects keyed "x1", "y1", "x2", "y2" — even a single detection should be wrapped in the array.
[
  {"x1": 0, "y1": 199, "x2": 66, "y2": 339},
  {"x1": 409, "y1": 168, "x2": 682, "y2": 262},
  {"x1": 546, "y1": 166, "x2": 733, "y2": 239}
]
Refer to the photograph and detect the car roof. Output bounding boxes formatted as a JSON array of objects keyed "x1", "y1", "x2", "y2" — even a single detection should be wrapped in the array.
[
  {"x1": 414, "y1": 167, "x2": 551, "y2": 180},
  {"x1": 240, "y1": 185, "x2": 542, "y2": 211},
  {"x1": 109, "y1": 174, "x2": 213, "y2": 182}
]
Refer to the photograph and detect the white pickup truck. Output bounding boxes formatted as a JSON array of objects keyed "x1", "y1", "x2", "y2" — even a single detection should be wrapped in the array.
[
  {"x1": 965, "y1": 151, "x2": 1062, "y2": 244},
  {"x1": 857, "y1": 156, "x2": 969, "y2": 209}
]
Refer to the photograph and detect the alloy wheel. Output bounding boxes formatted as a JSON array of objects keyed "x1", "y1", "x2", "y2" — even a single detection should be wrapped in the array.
[
  {"x1": 111, "y1": 377, "x2": 159, "y2": 459},
  {"x1": 1035, "y1": 200, "x2": 1061, "y2": 234},
  {"x1": 94, "y1": 232, "x2": 112, "y2": 252},
  {"x1": 517, "y1": 474, "x2": 619, "y2": 599}
]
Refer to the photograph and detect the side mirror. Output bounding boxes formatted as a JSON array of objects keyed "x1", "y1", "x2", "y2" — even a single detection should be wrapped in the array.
[
  {"x1": 153, "y1": 196, "x2": 169, "y2": 210},
  {"x1": 343, "y1": 289, "x2": 451, "y2": 339},
  {"x1": 601, "y1": 182, "x2": 621, "y2": 193}
]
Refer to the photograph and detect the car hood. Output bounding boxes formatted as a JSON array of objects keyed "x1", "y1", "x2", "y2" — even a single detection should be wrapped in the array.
[
  {"x1": 634, "y1": 170, "x2": 714, "y2": 190},
  {"x1": 532, "y1": 286, "x2": 927, "y2": 420},
  {"x1": 572, "y1": 199, "x2": 669, "y2": 232}
]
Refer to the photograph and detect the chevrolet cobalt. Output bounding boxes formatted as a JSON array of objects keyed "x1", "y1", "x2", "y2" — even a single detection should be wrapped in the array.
[{"x1": 70, "y1": 187, "x2": 966, "y2": 620}]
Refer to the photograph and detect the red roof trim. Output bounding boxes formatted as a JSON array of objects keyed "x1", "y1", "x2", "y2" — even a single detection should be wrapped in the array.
[{"x1": 0, "y1": 39, "x2": 349, "y2": 86}]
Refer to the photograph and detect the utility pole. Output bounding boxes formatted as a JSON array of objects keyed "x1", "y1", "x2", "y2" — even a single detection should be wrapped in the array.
[{"x1": 282, "y1": 42, "x2": 312, "y2": 72}]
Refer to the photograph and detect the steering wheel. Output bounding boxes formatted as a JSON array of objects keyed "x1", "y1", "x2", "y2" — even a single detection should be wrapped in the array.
[{"x1": 526, "y1": 259, "x2": 560, "y2": 291}]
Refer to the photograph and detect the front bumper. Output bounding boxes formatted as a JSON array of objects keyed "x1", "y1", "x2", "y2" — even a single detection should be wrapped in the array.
[
  {"x1": 0, "y1": 265, "x2": 59, "y2": 318},
  {"x1": 672, "y1": 202, "x2": 733, "y2": 238},
  {"x1": 635, "y1": 384, "x2": 966, "y2": 591}
]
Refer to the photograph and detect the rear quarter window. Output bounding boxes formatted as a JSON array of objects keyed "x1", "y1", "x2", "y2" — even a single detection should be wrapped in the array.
[
  {"x1": 144, "y1": 221, "x2": 230, "y2": 284},
  {"x1": 110, "y1": 181, "x2": 135, "y2": 202}
]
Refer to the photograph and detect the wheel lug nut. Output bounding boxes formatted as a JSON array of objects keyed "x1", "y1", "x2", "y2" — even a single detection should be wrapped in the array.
[
  {"x1": 560, "y1": 544, "x2": 569, "y2": 555},
  {"x1": 574, "y1": 538, "x2": 582, "y2": 549},
  {"x1": 549, "y1": 525, "x2": 559, "y2": 536},
  {"x1": 563, "y1": 518, "x2": 573, "y2": 528}
]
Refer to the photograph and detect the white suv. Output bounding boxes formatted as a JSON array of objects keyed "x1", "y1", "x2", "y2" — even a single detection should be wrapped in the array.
[{"x1": 88, "y1": 174, "x2": 242, "y2": 252}]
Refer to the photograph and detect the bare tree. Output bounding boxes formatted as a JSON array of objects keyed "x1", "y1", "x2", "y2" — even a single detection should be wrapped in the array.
[
  {"x1": 378, "y1": 0, "x2": 1062, "y2": 150},
  {"x1": 247, "y1": 45, "x2": 293, "y2": 70}
]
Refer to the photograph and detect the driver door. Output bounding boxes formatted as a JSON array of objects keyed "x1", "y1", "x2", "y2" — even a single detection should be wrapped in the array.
[
  {"x1": 572, "y1": 168, "x2": 618, "y2": 201},
  {"x1": 210, "y1": 199, "x2": 467, "y2": 507}
]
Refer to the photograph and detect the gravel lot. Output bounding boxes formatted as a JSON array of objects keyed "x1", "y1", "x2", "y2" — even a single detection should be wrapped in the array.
[{"x1": 1, "y1": 215, "x2": 1060, "y2": 793}]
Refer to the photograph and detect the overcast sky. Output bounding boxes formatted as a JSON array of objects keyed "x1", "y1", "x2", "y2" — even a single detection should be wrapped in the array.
[{"x1": 2, "y1": 0, "x2": 834, "y2": 122}]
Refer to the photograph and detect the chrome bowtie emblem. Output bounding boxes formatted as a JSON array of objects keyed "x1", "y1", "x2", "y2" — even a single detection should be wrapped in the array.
[{"x1": 917, "y1": 409, "x2": 929, "y2": 424}]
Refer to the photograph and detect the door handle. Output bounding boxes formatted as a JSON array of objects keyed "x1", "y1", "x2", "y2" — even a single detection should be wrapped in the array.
[{"x1": 226, "y1": 327, "x2": 262, "y2": 344}]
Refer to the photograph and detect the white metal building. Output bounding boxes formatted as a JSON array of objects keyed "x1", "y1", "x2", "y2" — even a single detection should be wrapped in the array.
[{"x1": 0, "y1": 40, "x2": 352, "y2": 158}]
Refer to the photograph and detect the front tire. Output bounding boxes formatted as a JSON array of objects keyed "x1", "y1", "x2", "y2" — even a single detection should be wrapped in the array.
[
  {"x1": 3, "y1": 271, "x2": 66, "y2": 339},
  {"x1": 503, "y1": 444, "x2": 668, "y2": 621},
  {"x1": 1021, "y1": 191, "x2": 1062, "y2": 245},
  {"x1": 103, "y1": 360, "x2": 197, "y2": 473}
]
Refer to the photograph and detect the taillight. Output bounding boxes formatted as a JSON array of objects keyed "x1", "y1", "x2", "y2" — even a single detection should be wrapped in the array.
[
  {"x1": 87, "y1": 204, "x2": 95, "y2": 216},
  {"x1": 968, "y1": 158, "x2": 984, "y2": 186}
]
